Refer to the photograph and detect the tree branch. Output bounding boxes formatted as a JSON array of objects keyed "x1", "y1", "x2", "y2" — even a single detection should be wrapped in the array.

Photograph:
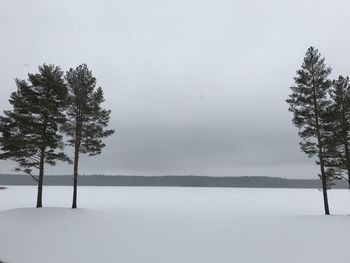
[{"x1": 29, "y1": 173, "x2": 39, "y2": 183}]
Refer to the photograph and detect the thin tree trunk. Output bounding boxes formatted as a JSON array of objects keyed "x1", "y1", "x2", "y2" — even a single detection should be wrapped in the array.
[
  {"x1": 36, "y1": 146, "x2": 45, "y2": 208},
  {"x1": 312, "y1": 73, "x2": 330, "y2": 215},
  {"x1": 316, "y1": 126, "x2": 330, "y2": 214},
  {"x1": 72, "y1": 141, "x2": 79, "y2": 209},
  {"x1": 37, "y1": 115, "x2": 47, "y2": 208},
  {"x1": 72, "y1": 86, "x2": 84, "y2": 208},
  {"x1": 319, "y1": 160, "x2": 330, "y2": 215},
  {"x1": 72, "y1": 116, "x2": 81, "y2": 209},
  {"x1": 316, "y1": 121, "x2": 330, "y2": 214}
]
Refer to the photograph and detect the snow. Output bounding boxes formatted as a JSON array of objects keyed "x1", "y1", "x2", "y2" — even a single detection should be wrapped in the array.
[{"x1": 0, "y1": 186, "x2": 349, "y2": 263}]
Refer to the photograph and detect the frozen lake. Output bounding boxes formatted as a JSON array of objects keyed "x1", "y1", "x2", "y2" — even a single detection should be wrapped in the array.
[{"x1": 0, "y1": 186, "x2": 349, "y2": 263}]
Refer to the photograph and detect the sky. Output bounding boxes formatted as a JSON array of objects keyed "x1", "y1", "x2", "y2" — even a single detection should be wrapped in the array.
[{"x1": 1, "y1": 0, "x2": 350, "y2": 178}]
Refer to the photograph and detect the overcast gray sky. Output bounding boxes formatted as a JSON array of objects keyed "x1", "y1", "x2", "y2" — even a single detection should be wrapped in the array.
[{"x1": 1, "y1": 0, "x2": 350, "y2": 178}]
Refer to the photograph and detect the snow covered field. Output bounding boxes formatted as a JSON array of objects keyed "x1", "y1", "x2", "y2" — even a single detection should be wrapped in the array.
[{"x1": 0, "y1": 186, "x2": 349, "y2": 263}]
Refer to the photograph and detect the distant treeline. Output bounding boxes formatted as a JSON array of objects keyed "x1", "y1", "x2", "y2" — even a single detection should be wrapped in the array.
[{"x1": 0, "y1": 174, "x2": 348, "y2": 189}]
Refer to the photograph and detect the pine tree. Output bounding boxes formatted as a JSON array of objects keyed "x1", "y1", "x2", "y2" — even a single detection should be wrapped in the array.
[
  {"x1": 63, "y1": 64, "x2": 114, "y2": 209},
  {"x1": 324, "y1": 76, "x2": 350, "y2": 188},
  {"x1": 0, "y1": 64, "x2": 70, "y2": 207},
  {"x1": 286, "y1": 47, "x2": 332, "y2": 215}
]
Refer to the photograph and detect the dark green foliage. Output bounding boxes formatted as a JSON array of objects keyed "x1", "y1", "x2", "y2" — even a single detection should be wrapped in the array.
[
  {"x1": 63, "y1": 64, "x2": 114, "y2": 208},
  {"x1": 286, "y1": 47, "x2": 332, "y2": 214},
  {"x1": 0, "y1": 64, "x2": 70, "y2": 207},
  {"x1": 324, "y1": 76, "x2": 350, "y2": 188}
]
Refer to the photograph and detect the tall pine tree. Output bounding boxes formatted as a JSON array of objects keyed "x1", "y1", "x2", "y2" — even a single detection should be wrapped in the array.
[
  {"x1": 63, "y1": 64, "x2": 114, "y2": 209},
  {"x1": 325, "y1": 76, "x2": 350, "y2": 188},
  {"x1": 286, "y1": 47, "x2": 332, "y2": 215},
  {"x1": 0, "y1": 64, "x2": 70, "y2": 207}
]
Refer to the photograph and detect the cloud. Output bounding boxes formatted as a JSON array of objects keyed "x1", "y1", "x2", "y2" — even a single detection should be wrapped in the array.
[{"x1": 0, "y1": 0, "x2": 349, "y2": 178}]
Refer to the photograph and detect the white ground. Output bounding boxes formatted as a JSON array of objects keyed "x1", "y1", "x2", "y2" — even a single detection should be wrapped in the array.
[{"x1": 0, "y1": 186, "x2": 349, "y2": 263}]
